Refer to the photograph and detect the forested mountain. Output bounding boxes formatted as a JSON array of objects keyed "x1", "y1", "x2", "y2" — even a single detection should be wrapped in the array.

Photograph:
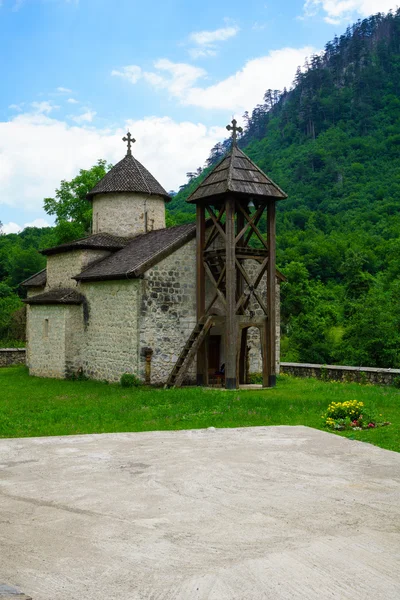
[
  {"x1": 2, "y1": 10, "x2": 400, "y2": 367},
  {"x1": 168, "y1": 9, "x2": 400, "y2": 368}
]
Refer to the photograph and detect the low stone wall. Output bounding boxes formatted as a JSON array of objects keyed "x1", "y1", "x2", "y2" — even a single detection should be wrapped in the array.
[
  {"x1": 280, "y1": 362, "x2": 400, "y2": 385},
  {"x1": 0, "y1": 348, "x2": 26, "y2": 367}
]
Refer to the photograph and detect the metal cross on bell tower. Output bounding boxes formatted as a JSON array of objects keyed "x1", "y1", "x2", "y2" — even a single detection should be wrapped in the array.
[
  {"x1": 122, "y1": 131, "x2": 136, "y2": 156},
  {"x1": 226, "y1": 118, "x2": 243, "y2": 146}
]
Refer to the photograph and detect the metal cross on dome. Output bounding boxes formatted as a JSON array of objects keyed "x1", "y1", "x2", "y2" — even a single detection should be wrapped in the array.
[
  {"x1": 122, "y1": 131, "x2": 136, "y2": 156},
  {"x1": 226, "y1": 118, "x2": 243, "y2": 146}
]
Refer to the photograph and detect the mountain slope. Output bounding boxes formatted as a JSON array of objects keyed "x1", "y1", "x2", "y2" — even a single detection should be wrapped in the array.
[{"x1": 168, "y1": 10, "x2": 400, "y2": 368}]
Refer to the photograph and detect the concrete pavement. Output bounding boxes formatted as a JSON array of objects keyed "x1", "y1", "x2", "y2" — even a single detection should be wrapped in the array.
[{"x1": 0, "y1": 426, "x2": 399, "y2": 600}]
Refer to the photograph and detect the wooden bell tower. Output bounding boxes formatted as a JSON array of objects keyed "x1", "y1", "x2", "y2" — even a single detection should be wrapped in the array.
[
  {"x1": 165, "y1": 120, "x2": 287, "y2": 390},
  {"x1": 189, "y1": 120, "x2": 287, "y2": 390}
]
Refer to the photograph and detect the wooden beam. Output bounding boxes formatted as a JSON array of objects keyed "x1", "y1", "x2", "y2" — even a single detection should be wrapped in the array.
[
  {"x1": 236, "y1": 202, "x2": 268, "y2": 250},
  {"x1": 204, "y1": 205, "x2": 226, "y2": 250},
  {"x1": 225, "y1": 196, "x2": 237, "y2": 389},
  {"x1": 238, "y1": 327, "x2": 248, "y2": 385},
  {"x1": 196, "y1": 205, "x2": 207, "y2": 386},
  {"x1": 235, "y1": 204, "x2": 264, "y2": 245},
  {"x1": 205, "y1": 204, "x2": 226, "y2": 241},
  {"x1": 244, "y1": 207, "x2": 265, "y2": 247},
  {"x1": 236, "y1": 207, "x2": 245, "y2": 315},
  {"x1": 235, "y1": 258, "x2": 268, "y2": 316},
  {"x1": 267, "y1": 199, "x2": 277, "y2": 387},
  {"x1": 204, "y1": 261, "x2": 227, "y2": 308}
]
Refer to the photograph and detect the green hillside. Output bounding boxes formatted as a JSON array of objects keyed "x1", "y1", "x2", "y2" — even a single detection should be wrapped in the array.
[
  {"x1": 2, "y1": 10, "x2": 400, "y2": 368},
  {"x1": 168, "y1": 10, "x2": 400, "y2": 368}
]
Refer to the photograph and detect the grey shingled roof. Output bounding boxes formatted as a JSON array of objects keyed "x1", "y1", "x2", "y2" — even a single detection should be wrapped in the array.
[
  {"x1": 24, "y1": 288, "x2": 85, "y2": 305},
  {"x1": 20, "y1": 269, "x2": 47, "y2": 288},
  {"x1": 187, "y1": 145, "x2": 287, "y2": 203},
  {"x1": 86, "y1": 154, "x2": 170, "y2": 201},
  {"x1": 75, "y1": 223, "x2": 196, "y2": 282},
  {"x1": 41, "y1": 232, "x2": 131, "y2": 256}
]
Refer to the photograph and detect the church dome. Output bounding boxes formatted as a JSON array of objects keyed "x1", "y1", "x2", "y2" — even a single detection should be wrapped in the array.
[{"x1": 87, "y1": 136, "x2": 169, "y2": 201}]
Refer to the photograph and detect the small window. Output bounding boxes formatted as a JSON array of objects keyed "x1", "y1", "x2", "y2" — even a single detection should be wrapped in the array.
[
  {"x1": 44, "y1": 318, "x2": 49, "y2": 338},
  {"x1": 95, "y1": 212, "x2": 99, "y2": 233}
]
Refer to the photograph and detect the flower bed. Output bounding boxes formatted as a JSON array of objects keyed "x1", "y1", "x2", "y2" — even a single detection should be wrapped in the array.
[{"x1": 323, "y1": 400, "x2": 390, "y2": 431}]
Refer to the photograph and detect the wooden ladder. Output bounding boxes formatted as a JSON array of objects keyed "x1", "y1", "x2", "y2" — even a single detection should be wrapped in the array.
[{"x1": 165, "y1": 316, "x2": 214, "y2": 388}]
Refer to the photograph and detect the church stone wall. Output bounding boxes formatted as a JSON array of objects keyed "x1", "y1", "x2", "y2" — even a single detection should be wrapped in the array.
[
  {"x1": 140, "y1": 239, "x2": 197, "y2": 385},
  {"x1": 46, "y1": 249, "x2": 110, "y2": 289},
  {"x1": 26, "y1": 305, "x2": 67, "y2": 378},
  {"x1": 79, "y1": 280, "x2": 141, "y2": 382},
  {"x1": 92, "y1": 193, "x2": 166, "y2": 237}
]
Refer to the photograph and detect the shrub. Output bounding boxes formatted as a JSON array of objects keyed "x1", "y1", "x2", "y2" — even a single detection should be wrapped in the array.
[
  {"x1": 249, "y1": 372, "x2": 262, "y2": 384},
  {"x1": 120, "y1": 373, "x2": 141, "y2": 388},
  {"x1": 323, "y1": 400, "x2": 386, "y2": 430},
  {"x1": 393, "y1": 376, "x2": 400, "y2": 389}
]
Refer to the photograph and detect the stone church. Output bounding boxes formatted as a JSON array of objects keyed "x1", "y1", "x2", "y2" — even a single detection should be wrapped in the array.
[{"x1": 22, "y1": 132, "x2": 285, "y2": 386}]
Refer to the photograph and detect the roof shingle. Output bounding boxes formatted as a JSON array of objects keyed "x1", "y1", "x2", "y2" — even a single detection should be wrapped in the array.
[
  {"x1": 24, "y1": 288, "x2": 85, "y2": 305},
  {"x1": 187, "y1": 145, "x2": 287, "y2": 203},
  {"x1": 86, "y1": 154, "x2": 170, "y2": 201},
  {"x1": 20, "y1": 269, "x2": 47, "y2": 288},
  {"x1": 75, "y1": 223, "x2": 196, "y2": 282},
  {"x1": 41, "y1": 232, "x2": 131, "y2": 256}
]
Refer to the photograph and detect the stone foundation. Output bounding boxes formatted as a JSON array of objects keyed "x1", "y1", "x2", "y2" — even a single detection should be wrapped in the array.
[{"x1": 0, "y1": 348, "x2": 26, "y2": 367}]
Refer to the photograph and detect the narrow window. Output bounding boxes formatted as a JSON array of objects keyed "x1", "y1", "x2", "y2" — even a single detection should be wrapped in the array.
[
  {"x1": 95, "y1": 212, "x2": 99, "y2": 233},
  {"x1": 44, "y1": 318, "x2": 49, "y2": 339}
]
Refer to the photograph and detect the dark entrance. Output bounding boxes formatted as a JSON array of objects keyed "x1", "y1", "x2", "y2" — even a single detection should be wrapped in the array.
[{"x1": 208, "y1": 335, "x2": 221, "y2": 372}]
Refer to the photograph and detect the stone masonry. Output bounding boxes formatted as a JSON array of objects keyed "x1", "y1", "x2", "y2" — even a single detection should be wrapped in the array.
[
  {"x1": 140, "y1": 239, "x2": 197, "y2": 385},
  {"x1": 92, "y1": 193, "x2": 165, "y2": 237}
]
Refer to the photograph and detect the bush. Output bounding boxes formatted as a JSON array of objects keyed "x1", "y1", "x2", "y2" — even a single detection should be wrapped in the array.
[
  {"x1": 120, "y1": 373, "x2": 141, "y2": 388},
  {"x1": 393, "y1": 376, "x2": 400, "y2": 389},
  {"x1": 323, "y1": 400, "x2": 386, "y2": 430}
]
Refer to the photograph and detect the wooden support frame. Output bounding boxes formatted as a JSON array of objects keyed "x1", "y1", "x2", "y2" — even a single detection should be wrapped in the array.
[
  {"x1": 267, "y1": 200, "x2": 277, "y2": 387},
  {"x1": 225, "y1": 196, "x2": 238, "y2": 389},
  {"x1": 196, "y1": 205, "x2": 207, "y2": 386},
  {"x1": 192, "y1": 192, "x2": 278, "y2": 390}
]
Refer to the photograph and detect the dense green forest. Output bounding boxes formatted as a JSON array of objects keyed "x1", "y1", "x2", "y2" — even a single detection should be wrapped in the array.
[
  {"x1": 168, "y1": 9, "x2": 400, "y2": 368},
  {"x1": 2, "y1": 9, "x2": 400, "y2": 367}
]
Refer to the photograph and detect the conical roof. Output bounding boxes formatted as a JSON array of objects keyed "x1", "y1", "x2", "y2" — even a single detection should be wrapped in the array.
[
  {"x1": 187, "y1": 145, "x2": 287, "y2": 203},
  {"x1": 87, "y1": 153, "x2": 170, "y2": 201}
]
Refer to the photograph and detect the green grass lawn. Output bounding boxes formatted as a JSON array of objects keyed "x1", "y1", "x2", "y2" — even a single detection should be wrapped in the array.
[{"x1": 1, "y1": 366, "x2": 399, "y2": 452}]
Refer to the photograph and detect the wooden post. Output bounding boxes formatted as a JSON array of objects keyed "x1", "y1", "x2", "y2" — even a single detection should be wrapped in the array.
[
  {"x1": 196, "y1": 204, "x2": 207, "y2": 386},
  {"x1": 239, "y1": 327, "x2": 248, "y2": 384},
  {"x1": 236, "y1": 210, "x2": 244, "y2": 311},
  {"x1": 267, "y1": 199, "x2": 277, "y2": 387},
  {"x1": 225, "y1": 197, "x2": 238, "y2": 389}
]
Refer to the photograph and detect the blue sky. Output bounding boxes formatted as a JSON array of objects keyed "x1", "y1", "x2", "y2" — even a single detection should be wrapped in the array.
[{"x1": 0, "y1": 0, "x2": 396, "y2": 232}]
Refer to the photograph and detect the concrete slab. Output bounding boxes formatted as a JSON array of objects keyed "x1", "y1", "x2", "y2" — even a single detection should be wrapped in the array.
[{"x1": 0, "y1": 426, "x2": 399, "y2": 600}]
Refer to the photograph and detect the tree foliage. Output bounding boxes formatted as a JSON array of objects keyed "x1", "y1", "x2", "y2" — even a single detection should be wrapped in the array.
[{"x1": 43, "y1": 159, "x2": 111, "y2": 233}]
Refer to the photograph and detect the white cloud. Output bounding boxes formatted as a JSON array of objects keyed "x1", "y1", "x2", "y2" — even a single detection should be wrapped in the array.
[
  {"x1": 72, "y1": 110, "x2": 96, "y2": 123},
  {"x1": 188, "y1": 47, "x2": 217, "y2": 59},
  {"x1": 67, "y1": 98, "x2": 79, "y2": 104},
  {"x1": 188, "y1": 24, "x2": 239, "y2": 59},
  {"x1": 189, "y1": 25, "x2": 239, "y2": 46},
  {"x1": 121, "y1": 46, "x2": 314, "y2": 112},
  {"x1": 303, "y1": 0, "x2": 398, "y2": 23},
  {"x1": 145, "y1": 60, "x2": 206, "y2": 98},
  {"x1": 2, "y1": 218, "x2": 51, "y2": 234},
  {"x1": 111, "y1": 65, "x2": 142, "y2": 84},
  {"x1": 0, "y1": 110, "x2": 226, "y2": 220},
  {"x1": 31, "y1": 101, "x2": 58, "y2": 114},
  {"x1": 57, "y1": 86, "x2": 72, "y2": 93},
  {"x1": 9, "y1": 103, "x2": 24, "y2": 111}
]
